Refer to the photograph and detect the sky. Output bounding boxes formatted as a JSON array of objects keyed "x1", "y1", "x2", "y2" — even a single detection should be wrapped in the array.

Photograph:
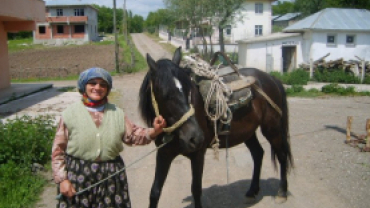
[
  {"x1": 44, "y1": 0, "x2": 165, "y2": 19},
  {"x1": 44, "y1": 0, "x2": 294, "y2": 20}
]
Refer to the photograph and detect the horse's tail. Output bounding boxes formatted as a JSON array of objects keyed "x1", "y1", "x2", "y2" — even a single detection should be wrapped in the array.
[{"x1": 272, "y1": 78, "x2": 294, "y2": 173}]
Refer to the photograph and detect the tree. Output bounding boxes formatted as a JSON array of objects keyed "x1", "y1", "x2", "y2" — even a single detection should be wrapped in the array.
[
  {"x1": 293, "y1": 0, "x2": 327, "y2": 17},
  {"x1": 164, "y1": 0, "x2": 245, "y2": 53},
  {"x1": 293, "y1": 0, "x2": 370, "y2": 17},
  {"x1": 273, "y1": 1, "x2": 295, "y2": 15},
  {"x1": 145, "y1": 9, "x2": 175, "y2": 33}
]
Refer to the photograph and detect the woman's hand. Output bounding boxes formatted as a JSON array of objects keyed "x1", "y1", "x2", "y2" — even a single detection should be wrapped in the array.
[
  {"x1": 60, "y1": 179, "x2": 76, "y2": 198},
  {"x1": 150, "y1": 116, "x2": 167, "y2": 139}
]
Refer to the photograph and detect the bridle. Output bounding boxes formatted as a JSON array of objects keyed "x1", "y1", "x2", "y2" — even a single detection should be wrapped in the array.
[{"x1": 150, "y1": 82, "x2": 194, "y2": 133}]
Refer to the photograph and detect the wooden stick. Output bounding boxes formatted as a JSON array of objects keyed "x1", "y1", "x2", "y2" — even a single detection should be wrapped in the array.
[
  {"x1": 346, "y1": 116, "x2": 353, "y2": 143},
  {"x1": 366, "y1": 119, "x2": 370, "y2": 148}
]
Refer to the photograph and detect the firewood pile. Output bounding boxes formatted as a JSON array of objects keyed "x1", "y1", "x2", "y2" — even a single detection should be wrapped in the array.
[{"x1": 299, "y1": 53, "x2": 370, "y2": 75}]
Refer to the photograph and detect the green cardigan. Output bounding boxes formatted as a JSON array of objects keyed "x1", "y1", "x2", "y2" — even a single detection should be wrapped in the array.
[{"x1": 62, "y1": 102, "x2": 125, "y2": 161}]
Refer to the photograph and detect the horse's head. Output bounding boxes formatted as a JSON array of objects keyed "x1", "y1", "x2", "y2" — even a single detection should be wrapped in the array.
[{"x1": 139, "y1": 47, "x2": 204, "y2": 154}]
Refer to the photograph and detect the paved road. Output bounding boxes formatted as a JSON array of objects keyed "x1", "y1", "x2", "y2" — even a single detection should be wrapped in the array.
[{"x1": 2, "y1": 33, "x2": 369, "y2": 208}]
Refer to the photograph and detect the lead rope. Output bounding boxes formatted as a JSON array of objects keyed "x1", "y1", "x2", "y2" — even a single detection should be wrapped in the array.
[
  {"x1": 150, "y1": 83, "x2": 195, "y2": 133},
  {"x1": 56, "y1": 139, "x2": 172, "y2": 200}
]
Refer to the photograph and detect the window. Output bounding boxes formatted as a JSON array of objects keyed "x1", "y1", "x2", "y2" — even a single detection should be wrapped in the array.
[
  {"x1": 327, "y1": 34, "x2": 336, "y2": 45},
  {"x1": 39, "y1": 26, "x2": 46, "y2": 34},
  {"x1": 225, "y1": 25, "x2": 231, "y2": 36},
  {"x1": 57, "y1": 25, "x2": 64, "y2": 34},
  {"x1": 74, "y1": 25, "x2": 85, "y2": 33},
  {"x1": 346, "y1": 35, "x2": 355, "y2": 45},
  {"x1": 255, "y1": 25, "x2": 263, "y2": 36},
  {"x1": 255, "y1": 3, "x2": 263, "y2": 14},
  {"x1": 56, "y1": 9, "x2": 63, "y2": 16},
  {"x1": 74, "y1": 8, "x2": 85, "y2": 16}
]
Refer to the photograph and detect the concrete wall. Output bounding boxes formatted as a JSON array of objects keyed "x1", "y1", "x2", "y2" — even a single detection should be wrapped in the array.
[
  {"x1": 230, "y1": 1, "x2": 273, "y2": 42},
  {"x1": 239, "y1": 35, "x2": 303, "y2": 72},
  {"x1": 0, "y1": 23, "x2": 10, "y2": 89},
  {"x1": 0, "y1": 0, "x2": 45, "y2": 89},
  {"x1": 309, "y1": 31, "x2": 370, "y2": 61}
]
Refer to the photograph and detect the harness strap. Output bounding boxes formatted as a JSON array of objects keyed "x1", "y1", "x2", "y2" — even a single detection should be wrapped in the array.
[{"x1": 151, "y1": 82, "x2": 195, "y2": 133}]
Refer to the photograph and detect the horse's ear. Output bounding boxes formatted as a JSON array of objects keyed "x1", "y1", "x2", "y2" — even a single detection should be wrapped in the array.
[
  {"x1": 146, "y1": 53, "x2": 157, "y2": 71},
  {"x1": 172, "y1": 47, "x2": 182, "y2": 66}
]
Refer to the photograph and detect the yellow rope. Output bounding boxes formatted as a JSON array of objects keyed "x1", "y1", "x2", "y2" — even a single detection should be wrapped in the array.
[{"x1": 150, "y1": 82, "x2": 195, "y2": 133}]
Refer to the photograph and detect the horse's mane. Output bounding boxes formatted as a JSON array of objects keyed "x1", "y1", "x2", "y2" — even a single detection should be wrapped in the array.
[{"x1": 139, "y1": 58, "x2": 192, "y2": 127}]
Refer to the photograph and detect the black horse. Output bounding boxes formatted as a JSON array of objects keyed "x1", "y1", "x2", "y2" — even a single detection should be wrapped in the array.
[{"x1": 139, "y1": 47, "x2": 293, "y2": 208}]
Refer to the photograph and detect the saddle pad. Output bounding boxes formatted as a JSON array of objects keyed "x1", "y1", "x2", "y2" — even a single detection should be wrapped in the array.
[
  {"x1": 216, "y1": 65, "x2": 243, "y2": 77},
  {"x1": 227, "y1": 76, "x2": 256, "y2": 91}
]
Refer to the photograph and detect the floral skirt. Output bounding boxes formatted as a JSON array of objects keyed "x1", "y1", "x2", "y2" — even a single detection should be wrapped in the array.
[{"x1": 57, "y1": 154, "x2": 131, "y2": 208}]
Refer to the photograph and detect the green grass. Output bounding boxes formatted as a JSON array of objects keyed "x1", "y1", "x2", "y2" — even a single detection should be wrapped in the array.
[
  {"x1": 7, "y1": 38, "x2": 45, "y2": 53},
  {"x1": 11, "y1": 75, "x2": 80, "y2": 83},
  {"x1": 118, "y1": 34, "x2": 147, "y2": 73}
]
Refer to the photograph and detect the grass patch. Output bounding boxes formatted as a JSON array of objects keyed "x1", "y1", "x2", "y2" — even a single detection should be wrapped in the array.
[
  {"x1": 285, "y1": 84, "x2": 370, "y2": 97},
  {"x1": 11, "y1": 74, "x2": 80, "y2": 83},
  {"x1": 8, "y1": 38, "x2": 45, "y2": 53},
  {"x1": 119, "y1": 35, "x2": 147, "y2": 73}
]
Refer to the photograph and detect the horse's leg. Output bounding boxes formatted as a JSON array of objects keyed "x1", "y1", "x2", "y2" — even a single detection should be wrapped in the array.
[
  {"x1": 189, "y1": 151, "x2": 205, "y2": 208},
  {"x1": 263, "y1": 131, "x2": 290, "y2": 203},
  {"x1": 244, "y1": 132, "x2": 264, "y2": 202},
  {"x1": 149, "y1": 149, "x2": 177, "y2": 208},
  {"x1": 269, "y1": 136, "x2": 289, "y2": 203}
]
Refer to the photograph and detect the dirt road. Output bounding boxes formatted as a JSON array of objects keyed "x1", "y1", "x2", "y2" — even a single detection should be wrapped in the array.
[{"x1": 2, "y1": 33, "x2": 369, "y2": 208}]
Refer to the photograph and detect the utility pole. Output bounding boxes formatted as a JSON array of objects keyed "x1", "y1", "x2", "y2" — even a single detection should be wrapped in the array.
[
  {"x1": 123, "y1": 0, "x2": 128, "y2": 42},
  {"x1": 113, "y1": 0, "x2": 119, "y2": 73}
]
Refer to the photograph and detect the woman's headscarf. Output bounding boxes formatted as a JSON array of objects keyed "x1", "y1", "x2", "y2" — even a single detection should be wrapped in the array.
[{"x1": 77, "y1": 67, "x2": 112, "y2": 94}]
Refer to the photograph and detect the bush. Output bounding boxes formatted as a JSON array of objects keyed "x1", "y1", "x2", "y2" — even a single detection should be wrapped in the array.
[
  {"x1": 0, "y1": 161, "x2": 46, "y2": 208},
  {"x1": 270, "y1": 69, "x2": 309, "y2": 85},
  {"x1": 0, "y1": 115, "x2": 55, "y2": 208},
  {"x1": 314, "y1": 69, "x2": 360, "y2": 83},
  {"x1": 0, "y1": 115, "x2": 56, "y2": 166},
  {"x1": 321, "y1": 83, "x2": 356, "y2": 95},
  {"x1": 286, "y1": 85, "x2": 305, "y2": 95},
  {"x1": 286, "y1": 69, "x2": 310, "y2": 85}
]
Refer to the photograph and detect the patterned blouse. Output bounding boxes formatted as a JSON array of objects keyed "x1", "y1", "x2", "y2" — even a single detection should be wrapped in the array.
[{"x1": 51, "y1": 110, "x2": 153, "y2": 184}]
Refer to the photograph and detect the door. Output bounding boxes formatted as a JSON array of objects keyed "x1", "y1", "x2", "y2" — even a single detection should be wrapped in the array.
[{"x1": 282, "y1": 46, "x2": 296, "y2": 72}]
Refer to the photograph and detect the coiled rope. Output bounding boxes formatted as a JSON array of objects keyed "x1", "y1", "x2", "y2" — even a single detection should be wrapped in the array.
[{"x1": 183, "y1": 56, "x2": 233, "y2": 159}]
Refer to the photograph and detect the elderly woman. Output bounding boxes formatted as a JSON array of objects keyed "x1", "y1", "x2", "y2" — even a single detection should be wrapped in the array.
[{"x1": 52, "y1": 67, "x2": 166, "y2": 208}]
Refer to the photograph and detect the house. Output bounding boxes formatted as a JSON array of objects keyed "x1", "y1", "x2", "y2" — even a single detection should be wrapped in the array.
[
  {"x1": 237, "y1": 8, "x2": 370, "y2": 73},
  {"x1": 159, "y1": 0, "x2": 277, "y2": 52},
  {"x1": 273, "y1": 12, "x2": 301, "y2": 28},
  {"x1": 0, "y1": 0, "x2": 45, "y2": 90},
  {"x1": 33, "y1": 0, "x2": 99, "y2": 45}
]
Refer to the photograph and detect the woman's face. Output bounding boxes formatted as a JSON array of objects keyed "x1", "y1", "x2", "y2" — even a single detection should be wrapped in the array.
[{"x1": 85, "y1": 78, "x2": 109, "y2": 101}]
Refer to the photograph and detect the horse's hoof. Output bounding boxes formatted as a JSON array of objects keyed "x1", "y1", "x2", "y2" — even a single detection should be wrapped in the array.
[
  {"x1": 245, "y1": 196, "x2": 256, "y2": 204},
  {"x1": 275, "y1": 196, "x2": 287, "y2": 204}
]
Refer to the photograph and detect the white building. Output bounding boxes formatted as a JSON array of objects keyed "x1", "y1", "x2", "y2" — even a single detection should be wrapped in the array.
[
  {"x1": 159, "y1": 0, "x2": 277, "y2": 52},
  {"x1": 238, "y1": 8, "x2": 370, "y2": 73}
]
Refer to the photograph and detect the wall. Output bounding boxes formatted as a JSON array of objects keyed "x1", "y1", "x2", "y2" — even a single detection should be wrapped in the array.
[
  {"x1": 0, "y1": 0, "x2": 45, "y2": 89},
  {"x1": 310, "y1": 31, "x2": 370, "y2": 61},
  {"x1": 239, "y1": 35, "x2": 303, "y2": 72},
  {"x1": 0, "y1": 23, "x2": 10, "y2": 89},
  {"x1": 231, "y1": 1, "x2": 273, "y2": 42}
]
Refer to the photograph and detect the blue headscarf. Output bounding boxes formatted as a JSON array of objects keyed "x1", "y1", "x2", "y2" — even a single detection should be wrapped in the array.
[{"x1": 77, "y1": 67, "x2": 112, "y2": 94}]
